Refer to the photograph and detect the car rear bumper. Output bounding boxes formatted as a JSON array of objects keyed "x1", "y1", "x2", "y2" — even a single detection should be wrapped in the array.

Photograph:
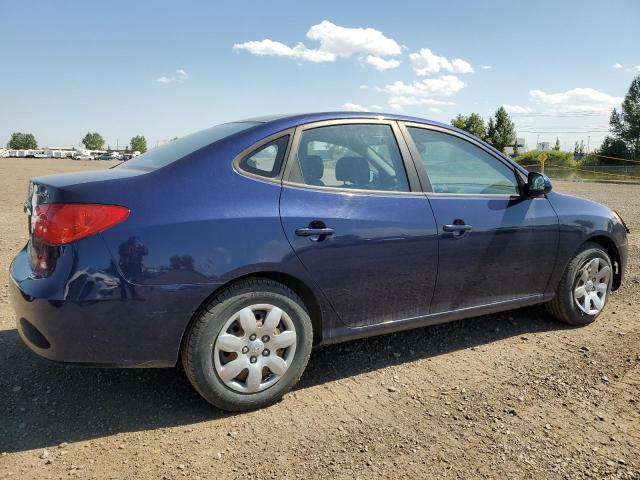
[{"x1": 9, "y1": 244, "x2": 213, "y2": 367}]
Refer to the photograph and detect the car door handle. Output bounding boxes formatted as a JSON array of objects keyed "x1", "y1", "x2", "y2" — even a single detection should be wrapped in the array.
[
  {"x1": 295, "y1": 227, "x2": 335, "y2": 237},
  {"x1": 442, "y1": 224, "x2": 472, "y2": 232}
]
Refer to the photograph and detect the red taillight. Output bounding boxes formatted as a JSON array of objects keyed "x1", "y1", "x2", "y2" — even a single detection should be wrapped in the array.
[{"x1": 33, "y1": 203, "x2": 130, "y2": 245}]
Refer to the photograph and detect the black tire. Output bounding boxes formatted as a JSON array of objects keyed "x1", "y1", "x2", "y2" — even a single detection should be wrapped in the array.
[
  {"x1": 546, "y1": 242, "x2": 613, "y2": 326},
  {"x1": 181, "y1": 278, "x2": 313, "y2": 412}
]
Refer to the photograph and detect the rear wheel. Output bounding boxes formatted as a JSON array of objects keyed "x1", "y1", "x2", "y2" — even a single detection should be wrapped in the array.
[
  {"x1": 546, "y1": 242, "x2": 613, "y2": 326},
  {"x1": 181, "y1": 278, "x2": 313, "y2": 411}
]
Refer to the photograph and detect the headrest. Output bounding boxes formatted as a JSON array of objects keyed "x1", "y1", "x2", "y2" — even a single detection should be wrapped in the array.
[
  {"x1": 335, "y1": 156, "x2": 370, "y2": 186},
  {"x1": 299, "y1": 155, "x2": 324, "y2": 184}
]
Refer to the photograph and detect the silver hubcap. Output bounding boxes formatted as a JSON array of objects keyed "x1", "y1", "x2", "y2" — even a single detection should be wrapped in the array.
[
  {"x1": 213, "y1": 304, "x2": 297, "y2": 393},
  {"x1": 573, "y1": 257, "x2": 610, "y2": 315}
]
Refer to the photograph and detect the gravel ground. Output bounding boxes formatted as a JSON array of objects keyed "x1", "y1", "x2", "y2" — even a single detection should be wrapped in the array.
[{"x1": 0, "y1": 158, "x2": 638, "y2": 479}]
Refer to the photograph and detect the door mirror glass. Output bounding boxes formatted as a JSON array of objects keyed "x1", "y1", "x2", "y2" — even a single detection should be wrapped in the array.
[{"x1": 526, "y1": 172, "x2": 552, "y2": 195}]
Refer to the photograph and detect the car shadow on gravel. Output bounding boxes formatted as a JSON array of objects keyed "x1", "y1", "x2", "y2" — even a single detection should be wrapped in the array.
[{"x1": 0, "y1": 305, "x2": 565, "y2": 453}]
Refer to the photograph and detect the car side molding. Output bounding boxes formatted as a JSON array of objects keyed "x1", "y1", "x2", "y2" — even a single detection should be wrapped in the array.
[{"x1": 322, "y1": 294, "x2": 552, "y2": 345}]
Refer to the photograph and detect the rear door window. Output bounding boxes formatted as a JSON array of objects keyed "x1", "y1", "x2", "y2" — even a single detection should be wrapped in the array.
[{"x1": 288, "y1": 124, "x2": 410, "y2": 192}]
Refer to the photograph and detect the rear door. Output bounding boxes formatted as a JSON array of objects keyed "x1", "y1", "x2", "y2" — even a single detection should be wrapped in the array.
[
  {"x1": 401, "y1": 123, "x2": 559, "y2": 313},
  {"x1": 279, "y1": 120, "x2": 438, "y2": 327}
]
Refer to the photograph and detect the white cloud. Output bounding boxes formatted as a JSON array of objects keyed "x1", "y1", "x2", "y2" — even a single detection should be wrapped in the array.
[
  {"x1": 503, "y1": 104, "x2": 533, "y2": 114},
  {"x1": 341, "y1": 102, "x2": 386, "y2": 112},
  {"x1": 341, "y1": 102, "x2": 368, "y2": 112},
  {"x1": 635, "y1": 65, "x2": 640, "y2": 72},
  {"x1": 307, "y1": 20, "x2": 401, "y2": 57},
  {"x1": 409, "y1": 48, "x2": 473, "y2": 76},
  {"x1": 362, "y1": 55, "x2": 401, "y2": 71},
  {"x1": 387, "y1": 96, "x2": 455, "y2": 107},
  {"x1": 387, "y1": 95, "x2": 455, "y2": 113},
  {"x1": 155, "y1": 69, "x2": 188, "y2": 84},
  {"x1": 232, "y1": 39, "x2": 335, "y2": 63},
  {"x1": 381, "y1": 75, "x2": 466, "y2": 97},
  {"x1": 611, "y1": 63, "x2": 623, "y2": 69},
  {"x1": 359, "y1": 84, "x2": 369, "y2": 90},
  {"x1": 233, "y1": 20, "x2": 401, "y2": 69},
  {"x1": 451, "y1": 58, "x2": 473, "y2": 74},
  {"x1": 480, "y1": 65, "x2": 492, "y2": 70},
  {"x1": 529, "y1": 87, "x2": 622, "y2": 112}
]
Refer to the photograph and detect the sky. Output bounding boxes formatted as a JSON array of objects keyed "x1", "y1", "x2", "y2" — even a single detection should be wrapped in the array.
[{"x1": 1, "y1": 0, "x2": 639, "y2": 152}]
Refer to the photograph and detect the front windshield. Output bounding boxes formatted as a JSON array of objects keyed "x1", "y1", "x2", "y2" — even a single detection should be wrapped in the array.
[{"x1": 119, "y1": 122, "x2": 259, "y2": 170}]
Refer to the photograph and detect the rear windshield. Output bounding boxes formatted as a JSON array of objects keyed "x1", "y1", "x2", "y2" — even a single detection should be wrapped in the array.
[{"x1": 118, "y1": 122, "x2": 259, "y2": 170}]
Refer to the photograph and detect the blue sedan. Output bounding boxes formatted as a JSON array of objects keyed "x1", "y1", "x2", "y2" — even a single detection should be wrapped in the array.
[{"x1": 10, "y1": 112, "x2": 628, "y2": 411}]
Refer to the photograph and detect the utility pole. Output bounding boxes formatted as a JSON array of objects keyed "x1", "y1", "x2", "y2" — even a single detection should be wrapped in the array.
[{"x1": 587, "y1": 136, "x2": 590, "y2": 154}]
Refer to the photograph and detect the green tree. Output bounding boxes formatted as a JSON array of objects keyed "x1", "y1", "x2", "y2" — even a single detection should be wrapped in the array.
[
  {"x1": 487, "y1": 117, "x2": 496, "y2": 144},
  {"x1": 451, "y1": 114, "x2": 466, "y2": 130},
  {"x1": 450, "y1": 112, "x2": 487, "y2": 140},
  {"x1": 597, "y1": 136, "x2": 628, "y2": 164},
  {"x1": 609, "y1": 75, "x2": 640, "y2": 159},
  {"x1": 553, "y1": 137, "x2": 561, "y2": 150},
  {"x1": 7, "y1": 132, "x2": 37, "y2": 149},
  {"x1": 130, "y1": 135, "x2": 147, "y2": 153},
  {"x1": 82, "y1": 132, "x2": 105, "y2": 150},
  {"x1": 487, "y1": 107, "x2": 516, "y2": 153}
]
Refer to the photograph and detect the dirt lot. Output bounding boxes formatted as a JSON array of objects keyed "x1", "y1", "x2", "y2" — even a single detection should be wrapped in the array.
[{"x1": 0, "y1": 158, "x2": 638, "y2": 479}]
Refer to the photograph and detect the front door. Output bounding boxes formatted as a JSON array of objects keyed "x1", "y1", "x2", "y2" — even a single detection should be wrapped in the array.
[
  {"x1": 279, "y1": 121, "x2": 438, "y2": 327},
  {"x1": 403, "y1": 124, "x2": 559, "y2": 313}
]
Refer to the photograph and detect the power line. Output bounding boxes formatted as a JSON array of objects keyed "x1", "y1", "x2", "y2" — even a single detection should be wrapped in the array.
[
  {"x1": 517, "y1": 130, "x2": 609, "y2": 133},
  {"x1": 509, "y1": 110, "x2": 610, "y2": 117}
]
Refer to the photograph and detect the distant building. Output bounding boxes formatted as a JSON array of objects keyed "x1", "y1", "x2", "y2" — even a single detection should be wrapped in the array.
[
  {"x1": 537, "y1": 142, "x2": 551, "y2": 151},
  {"x1": 504, "y1": 137, "x2": 527, "y2": 156}
]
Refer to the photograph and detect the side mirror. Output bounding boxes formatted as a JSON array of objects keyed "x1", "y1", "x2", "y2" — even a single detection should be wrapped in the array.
[{"x1": 525, "y1": 172, "x2": 552, "y2": 196}]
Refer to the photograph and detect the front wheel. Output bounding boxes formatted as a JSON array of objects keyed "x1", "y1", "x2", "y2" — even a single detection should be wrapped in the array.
[
  {"x1": 181, "y1": 278, "x2": 313, "y2": 412},
  {"x1": 546, "y1": 242, "x2": 613, "y2": 326}
]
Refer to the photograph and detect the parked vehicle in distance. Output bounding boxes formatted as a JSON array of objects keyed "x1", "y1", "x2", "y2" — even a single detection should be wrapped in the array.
[
  {"x1": 10, "y1": 112, "x2": 629, "y2": 412},
  {"x1": 50, "y1": 150, "x2": 68, "y2": 159},
  {"x1": 72, "y1": 149, "x2": 94, "y2": 160},
  {"x1": 31, "y1": 150, "x2": 48, "y2": 158},
  {"x1": 121, "y1": 151, "x2": 140, "y2": 161},
  {"x1": 96, "y1": 152, "x2": 120, "y2": 160},
  {"x1": 0, "y1": 148, "x2": 9, "y2": 158}
]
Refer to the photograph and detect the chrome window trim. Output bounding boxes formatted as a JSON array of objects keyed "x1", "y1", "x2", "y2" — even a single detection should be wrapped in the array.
[{"x1": 281, "y1": 180, "x2": 425, "y2": 197}]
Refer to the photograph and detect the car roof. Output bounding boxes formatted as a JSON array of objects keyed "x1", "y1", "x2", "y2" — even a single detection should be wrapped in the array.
[{"x1": 238, "y1": 111, "x2": 452, "y2": 130}]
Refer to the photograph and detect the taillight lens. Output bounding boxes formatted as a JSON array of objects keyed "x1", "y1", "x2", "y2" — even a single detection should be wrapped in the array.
[{"x1": 34, "y1": 203, "x2": 129, "y2": 245}]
